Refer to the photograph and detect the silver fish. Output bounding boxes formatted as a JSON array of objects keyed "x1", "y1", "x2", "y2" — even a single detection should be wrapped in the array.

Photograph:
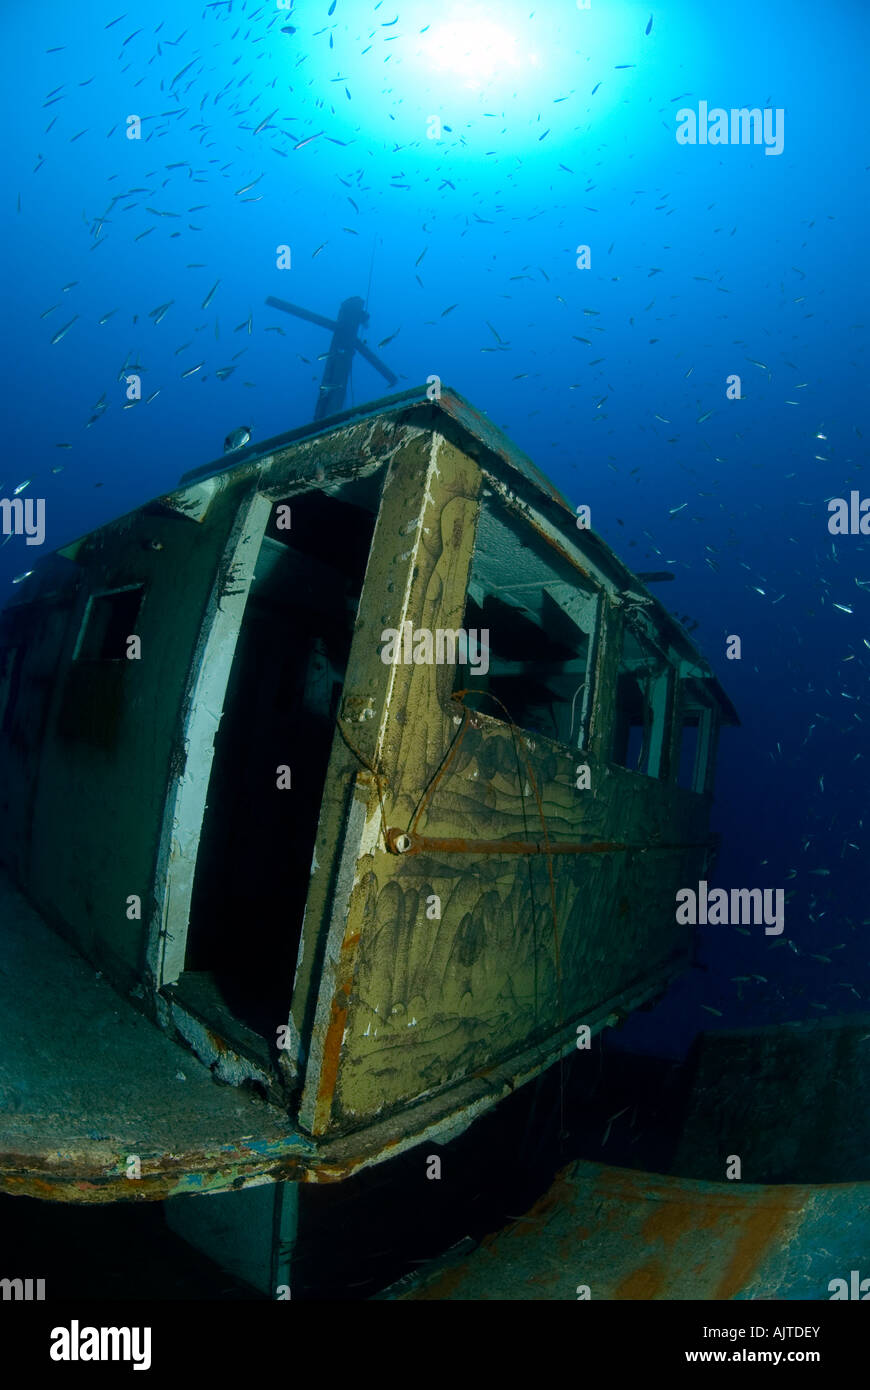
[
  {"x1": 224, "y1": 426, "x2": 251, "y2": 453},
  {"x1": 50, "y1": 316, "x2": 78, "y2": 345}
]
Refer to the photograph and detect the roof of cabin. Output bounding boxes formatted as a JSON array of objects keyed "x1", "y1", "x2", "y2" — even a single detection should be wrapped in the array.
[
  {"x1": 20, "y1": 385, "x2": 737, "y2": 725},
  {"x1": 179, "y1": 384, "x2": 737, "y2": 725},
  {"x1": 178, "y1": 383, "x2": 570, "y2": 506}
]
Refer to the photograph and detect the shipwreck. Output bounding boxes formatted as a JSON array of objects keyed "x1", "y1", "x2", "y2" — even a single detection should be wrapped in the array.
[{"x1": 0, "y1": 385, "x2": 738, "y2": 1290}]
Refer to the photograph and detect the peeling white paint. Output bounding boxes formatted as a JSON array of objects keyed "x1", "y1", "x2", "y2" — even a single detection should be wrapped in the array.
[{"x1": 149, "y1": 492, "x2": 273, "y2": 989}]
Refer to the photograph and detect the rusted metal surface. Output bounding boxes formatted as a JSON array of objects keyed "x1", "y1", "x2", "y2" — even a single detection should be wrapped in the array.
[
  {"x1": 382, "y1": 1159, "x2": 870, "y2": 1301},
  {"x1": 384, "y1": 827, "x2": 715, "y2": 857},
  {"x1": 1, "y1": 1141, "x2": 312, "y2": 1206}
]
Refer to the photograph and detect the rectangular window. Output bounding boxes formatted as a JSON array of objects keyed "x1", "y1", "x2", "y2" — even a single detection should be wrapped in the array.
[
  {"x1": 74, "y1": 586, "x2": 144, "y2": 662},
  {"x1": 676, "y1": 714, "x2": 700, "y2": 789},
  {"x1": 454, "y1": 500, "x2": 599, "y2": 749},
  {"x1": 675, "y1": 693, "x2": 714, "y2": 792},
  {"x1": 612, "y1": 626, "x2": 669, "y2": 778}
]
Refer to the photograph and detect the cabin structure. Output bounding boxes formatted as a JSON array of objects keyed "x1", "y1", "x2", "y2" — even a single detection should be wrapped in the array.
[{"x1": 0, "y1": 386, "x2": 737, "y2": 1230}]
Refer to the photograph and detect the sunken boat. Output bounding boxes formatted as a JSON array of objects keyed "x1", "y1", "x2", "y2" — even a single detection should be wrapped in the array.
[{"x1": 0, "y1": 386, "x2": 737, "y2": 1285}]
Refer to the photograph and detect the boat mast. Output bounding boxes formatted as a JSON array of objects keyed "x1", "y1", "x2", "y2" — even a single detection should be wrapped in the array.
[{"x1": 265, "y1": 294, "x2": 399, "y2": 421}]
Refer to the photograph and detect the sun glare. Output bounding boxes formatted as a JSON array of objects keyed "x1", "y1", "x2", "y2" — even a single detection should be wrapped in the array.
[{"x1": 421, "y1": 12, "x2": 527, "y2": 89}]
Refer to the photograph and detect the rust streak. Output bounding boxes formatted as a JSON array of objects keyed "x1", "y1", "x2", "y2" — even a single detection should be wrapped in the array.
[
  {"x1": 713, "y1": 1203, "x2": 793, "y2": 1301},
  {"x1": 315, "y1": 991, "x2": 350, "y2": 1121}
]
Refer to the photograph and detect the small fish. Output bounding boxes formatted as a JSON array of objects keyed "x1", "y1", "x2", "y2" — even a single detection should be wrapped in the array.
[
  {"x1": 294, "y1": 132, "x2": 323, "y2": 151},
  {"x1": 171, "y1": 58, "x2": 196, "y2": 87},
  {"x1": 149, "y1": 301, "x2": 174, "y2": 324},
  {"x1": 697, "y1": 410, "x2": 714, "y2": 424},
  {"x1": 235, "y1": 175, "x2": 263, "y2": 196},
  {"x1": 378, "y1": 329, "x2": 400, "y2": 347},
  {"x1": 181, "y1": 362, "x2": 204, "y2": 378},
  {"x1": 50, "y1": 316, "x2": 78, "y2": 345},
  {"x1": 98, "y1": 309, "x2": 118, "y2": 325},
  {"x1": 253, "y1": 108, "x2": 278, "y2": 136},
  {"x1": 415, "y1": 247, "x2": 427, "y2": 267},
  {"x1": 224, "y1": 426, "x2": 251, "y2": 453},
  {"x1": 312, "y1": 242, "x2": 327, "y2": 258},
  {"x1": 833, "y1": 603, "x2": 853, "y2": 614},
  {"x1": 645, "y1": 14, "x2": 653, "y2": 35},
  {"x1": 591, "y1": 83, "x2": 602, "y2": 95},
  {"x1": 669, "y1": 502, "x2": 687, "y2": 515},
  {"x1": 701, "y1": 1005, "x2": 723, "y2": 1016},
  {"x1": 201, "y1": 280, "x2": 220, "y2": 310},
  {"x1": 12, "y1": 480, "x2": 31, "y2": 495},
  {"x1": 215, "y1": 366, "x2": 236, "y2": 381},
  {"x1": 441, "y1": 304, "x2": 457, "y2": 316}
]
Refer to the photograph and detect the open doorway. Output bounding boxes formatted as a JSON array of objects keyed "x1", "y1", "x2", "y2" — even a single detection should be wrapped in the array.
[{"x1": 180, "y1": 474, "x2": 382, "y2": 1053}]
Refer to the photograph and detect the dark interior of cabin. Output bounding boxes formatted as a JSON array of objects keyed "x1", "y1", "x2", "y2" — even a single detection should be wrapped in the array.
[
  {"x1": 455, "y1": 500, "x2": 597, "y2": 748},
  {"x1": 183, "y1": 476, "x2": 381, "y2": 1048}
]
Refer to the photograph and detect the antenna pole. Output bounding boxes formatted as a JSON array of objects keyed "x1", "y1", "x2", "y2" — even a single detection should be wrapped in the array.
[{"x1": 265, "y1": 292, "x2": 398, "y2": 422}]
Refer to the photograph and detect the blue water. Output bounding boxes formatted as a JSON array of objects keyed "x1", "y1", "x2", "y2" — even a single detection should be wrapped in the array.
[{"x1": 2, "y1": 0, "x2": 867, "y2": 1051}]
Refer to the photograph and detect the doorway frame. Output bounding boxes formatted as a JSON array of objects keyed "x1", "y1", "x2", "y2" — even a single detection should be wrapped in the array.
[{"x1": 146, "y1": 490, "x2": 273, "y2": 992}]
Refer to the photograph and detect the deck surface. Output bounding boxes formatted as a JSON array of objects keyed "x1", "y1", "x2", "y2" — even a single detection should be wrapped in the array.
[
  {"x1": 383, "y1": 1159, "x2": 870, "y2": 1300},
  {"x1": 0, "y1": 872, "x2": 311, "y2": 1200}
]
